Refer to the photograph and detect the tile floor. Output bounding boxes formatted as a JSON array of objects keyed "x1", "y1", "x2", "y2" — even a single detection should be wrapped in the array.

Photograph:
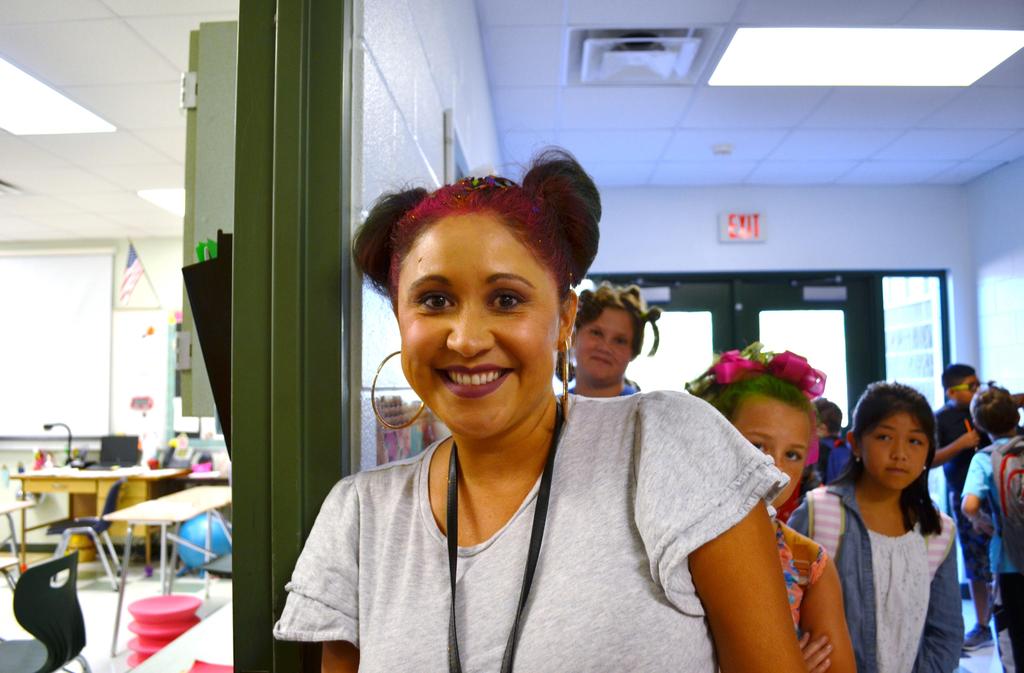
[{"x1": 0, "y1": 555, "x2": 232, "y2": 673}]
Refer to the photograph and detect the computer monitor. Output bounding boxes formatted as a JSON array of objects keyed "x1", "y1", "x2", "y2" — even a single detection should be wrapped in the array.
[{"x1": 98, "y1": 435, "x2": 139, "y2": 467}]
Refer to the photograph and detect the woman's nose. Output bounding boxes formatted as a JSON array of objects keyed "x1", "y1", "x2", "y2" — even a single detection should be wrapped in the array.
[{"x1": 446, "y1": 309, "x2": 494, "y2": 357}]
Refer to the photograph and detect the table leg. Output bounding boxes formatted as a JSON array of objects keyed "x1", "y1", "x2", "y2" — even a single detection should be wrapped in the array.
[
  {"x1": 111, "y1": 525, "x2": 134, "y2": 657},
  {"x1": 203, "y1": 513, "x2": 212, "y2": 598},
  {"x1": 145, "y1": 525, "x2": 151, "y2": 567},
  {"x1": 167, "y1": 522, "x2": 180, "y2": 595},
  {"x1": 19, "y1": 507, "x2": 26, "y2": 568},
  {"x1": 159, "y1": 523, "x2": 168, "y2": 595}
]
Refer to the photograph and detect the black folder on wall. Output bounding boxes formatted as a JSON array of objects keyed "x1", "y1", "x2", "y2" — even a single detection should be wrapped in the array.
[{"x1": 182, "y1": 230, "x2": 232, "y2": 454}]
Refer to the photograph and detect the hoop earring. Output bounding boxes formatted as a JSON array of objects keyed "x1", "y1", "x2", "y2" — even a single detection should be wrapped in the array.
[
  {"x1": 371, "y1": 351, "x2": 426, "y2": 430},
  {"x1": 560, "y1": 337, "x2": 571, "y2": 420}
]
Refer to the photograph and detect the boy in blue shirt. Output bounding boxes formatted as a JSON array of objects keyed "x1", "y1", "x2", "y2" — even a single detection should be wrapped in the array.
[{"x1": 963, "y1": 385, "x2": 1023, "y2": 669}]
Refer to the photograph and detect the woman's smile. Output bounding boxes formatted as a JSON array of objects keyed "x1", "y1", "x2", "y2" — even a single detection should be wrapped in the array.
[{"x1": 439, "y1": 365, "x2": 513, "y2": 398}]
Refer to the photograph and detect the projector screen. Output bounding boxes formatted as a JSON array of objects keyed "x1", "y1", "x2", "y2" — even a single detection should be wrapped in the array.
[{"x1": 0, "y1": 252, "x2": 113, "y2": 437}]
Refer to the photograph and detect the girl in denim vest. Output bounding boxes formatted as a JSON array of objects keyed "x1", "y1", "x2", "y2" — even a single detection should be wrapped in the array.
[
  {"x1": 790, "y1": 382, "x2": 963, "y2": 673},
  {"x1": 689, "y1": 344, "x2": 856, "y2": 673}
]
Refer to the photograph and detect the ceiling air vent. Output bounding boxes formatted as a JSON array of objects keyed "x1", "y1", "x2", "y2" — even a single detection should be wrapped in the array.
[{"x1": 568, "y1": 28, "x2": 723, "y2": 86}]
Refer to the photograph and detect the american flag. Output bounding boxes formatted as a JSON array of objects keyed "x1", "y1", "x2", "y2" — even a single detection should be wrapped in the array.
[{"x1": 120, "y1": 243, "x2": 145, "y2": 304}]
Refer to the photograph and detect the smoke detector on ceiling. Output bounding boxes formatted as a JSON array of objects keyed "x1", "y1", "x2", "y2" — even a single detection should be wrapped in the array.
[{"x1": 569, "y1": 28, "x2": 722, "y2": 86}]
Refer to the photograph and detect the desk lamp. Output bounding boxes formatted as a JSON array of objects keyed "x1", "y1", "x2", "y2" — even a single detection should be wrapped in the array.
[{"x1": 43, "y1": 422, "x2": 72, "y2": 466}]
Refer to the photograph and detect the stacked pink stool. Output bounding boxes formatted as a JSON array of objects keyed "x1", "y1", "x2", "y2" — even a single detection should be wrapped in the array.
[{"x1": 125, "y1": 595, "x2": 202, "y2": 667}]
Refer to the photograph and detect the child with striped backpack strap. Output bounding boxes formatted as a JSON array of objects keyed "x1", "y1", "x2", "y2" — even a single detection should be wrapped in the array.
[
  {"x1": 805, "y1": 487, "x2": 955, "y2": 580},
  {"x1": 788, "y1": 382, "x2": 964, "y2": 673}
]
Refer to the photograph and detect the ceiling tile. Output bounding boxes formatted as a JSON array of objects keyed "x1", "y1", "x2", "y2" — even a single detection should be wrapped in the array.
[
  {"x1": 0, "y1": 133, "x2": 70, "y2": 170},
  {"x1": 493, "y1": 87, "x2": 560, "y2": 131},
  {"x1": 477, "y1": 0, "x2": 563, "y2": 26},
  {"x1": 484, "y1": 26, "x2": 564, "y2": 87},
  {"x1": 126, "y1": 14, "x2": 238, "y2": 72},
  {"x1": 92, "y1": 163, "x2": 183, "y2": 190},
  {"x1": 0, "y1": 0, "x2": 112, "y2": 25},
  {"x1": 920, "y1": 88, "x2": 1024, "y2": 129},
  {"x1": 898, "y1": 0, "x2": 1024, "y2": 28},
  {"x1": 973, "y1": 130, "x2": 1024, "y2": 161},
  {"x1": 100, "y1": 0, "x2": 239, "y2": 17},
  {"x1": 29, "y1": 211, "x2": 119, "y2": 234},
  {"x1": 56, "y1": 192, "x2": 159, "y2": 213},
  {"x1": 558, "y1": 129, "x2": 671, "y2": 162},
  {"x1": 737, "y1": 0, "x2": 918, "y2": 25},
  {"x1": 0, "y1": 221, "x2": 72, "y2": 241},
  {"x1": 1, "y1": 167, "x2": 120, "y2": 194},
  {"x1": 746, "y1": 161, "x2": 856, "y2": 184},
  {"x1": 583, "y1": 162, "x2": 655, "y2": 187},
  {"x1": 975, "y1": 49, "x2": 1024, "y2": 86},
  {"x1": 682, "y1": 87, "x2": 829, "y2": 128},
  {"x1": 0, "y1": 215, "x2": 42, "y2": 232},
  {"x1": 650, "y1": 160, "x2": 757, "y2": 185},
  {"x1": 663, "y1": 129, "x2": 787, "y2": 161},
  {"x1": 927, "y1": 161, "x2": 1004, "y2": 184},
  {"x1": 559, "y1": 87, "x2": 692, "y2": 129},
  {"x1": 567, "y1": 0, "x2": 743, "y2": 25},
  {"x1": 501, "y1": 130, "x2": 560, "y2": 166},
  {"x1": 0, "y1": 195, "x2": 82, "y2": 216},
  {"x1": 801, "y1": 88, "x2": 961, "y2": 129},
  {"x1": 130, "y1": 128, "x2": 186, "y2": 162},
  {"x1": 770, "y1": 129, "x2": 903, "y2": 161},
  {"x1": 103, "y1": 207, "x2": 182, "y2": 231},
  {"x1": 24, "y1": 131, "x2": 176, "y2": 166},
  {"x1": 61, "y1": 82, "x2": 185, "y2": 129},
  {"x1": 874, "y1": 129, "x2": 1015, "y2": 161},
  {"x1": 836, "y1": 161, "x2": 956, "y2": 184},
  {"x1": 0, "y1": 20, "x2": 179, "y2": 86}
]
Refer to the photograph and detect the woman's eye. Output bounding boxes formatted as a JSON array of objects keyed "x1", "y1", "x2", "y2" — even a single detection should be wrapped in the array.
[
  {"x1": 494, "y1": 293, "x2": 522, "y2": 309},
  {"x1": 420, "y1": 294, "x2": 451, "y2": 310},
  {"x1": 785, "y1": 451, "x2": 803, "y2": 462},
  {"x1": 614, "y1": 337, "x2": 628, "y2": 346}
]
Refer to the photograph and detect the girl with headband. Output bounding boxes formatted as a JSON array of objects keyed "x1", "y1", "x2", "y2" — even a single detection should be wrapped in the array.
[
  {"x1": 565, "y1": 282, "x2": 660, "y2": 397},
  {"x1": 275, "y1": 150, "x2": 806, "y2": 672},
  {"x1": 689, "y1": 343, "x2": 856, "y2": 673}
]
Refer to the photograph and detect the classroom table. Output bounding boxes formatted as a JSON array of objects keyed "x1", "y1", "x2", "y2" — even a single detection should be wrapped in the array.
[
  {"x1": 104, "y1": 485, "x2": 232, "y2": 656},
  {"x1": 14, "y1": 467, "x2": 189, "y2": 567}
]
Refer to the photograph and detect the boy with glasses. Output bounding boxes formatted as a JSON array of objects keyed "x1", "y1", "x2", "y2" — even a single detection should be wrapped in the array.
[{"x1": 935, "y1": 364, "x2": 993, "y2": 652}]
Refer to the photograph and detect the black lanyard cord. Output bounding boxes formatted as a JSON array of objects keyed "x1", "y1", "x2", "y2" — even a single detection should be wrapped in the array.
[{"x1": 447, "y1": 405, "x2": 564, "y2": 673}]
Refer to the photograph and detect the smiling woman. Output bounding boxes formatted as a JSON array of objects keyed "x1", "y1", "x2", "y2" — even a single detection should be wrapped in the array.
[{"x1": 272, "y1": 150, "x2": 808, "y2": 673}]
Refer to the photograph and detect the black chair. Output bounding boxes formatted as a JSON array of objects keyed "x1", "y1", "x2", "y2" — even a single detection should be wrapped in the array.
[
  {"x1": 47, "y1": 478, "x2": 125, "y2": 591},
  {"x1": 0, "y1": 552, "x2": 91, "y2": 673}
]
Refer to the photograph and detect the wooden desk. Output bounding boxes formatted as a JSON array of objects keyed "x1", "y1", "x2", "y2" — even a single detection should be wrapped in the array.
[
  {"x1": 105, "y1": 486, "x2": 232, "y2": 656},
  {"x1": 14, "y1": 468, "x2": 189, "y2": 566}
]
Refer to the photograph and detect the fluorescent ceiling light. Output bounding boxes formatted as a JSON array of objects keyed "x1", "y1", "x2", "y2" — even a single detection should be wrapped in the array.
[
  {"x1": 138, "y1": 189, "x2": 185, "y2": 217},
  {"x1": 709, "y1": 28, "x2": 1024, "y2": 86},
  {"x1": 0, "y1": 57, "x2": 115, "y2": 134}
]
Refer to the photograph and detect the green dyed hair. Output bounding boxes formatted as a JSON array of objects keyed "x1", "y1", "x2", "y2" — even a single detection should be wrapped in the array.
[{"x1": 703, "y1": 373, "x2": 813, "y2": 421}]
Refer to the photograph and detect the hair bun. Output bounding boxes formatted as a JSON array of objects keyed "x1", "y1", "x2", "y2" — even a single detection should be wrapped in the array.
[
  {"x1": 521, "y1": 148, "x2": 601, "y2": 284},
  {"x1": 353, "y1": 187, "x2": 430, "y2": 296}
]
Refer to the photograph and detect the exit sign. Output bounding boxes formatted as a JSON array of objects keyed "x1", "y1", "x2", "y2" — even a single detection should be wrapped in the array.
[{"x1": 720, "y1": 212, "x2": 765, "y2": 243}]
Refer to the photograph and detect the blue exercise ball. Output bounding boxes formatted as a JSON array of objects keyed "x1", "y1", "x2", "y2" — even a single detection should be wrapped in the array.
[{"x1": 176, "y1": 513, "x2": 231, "y2": 568}]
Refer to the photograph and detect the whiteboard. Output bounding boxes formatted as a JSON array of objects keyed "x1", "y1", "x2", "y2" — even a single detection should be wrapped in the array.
[{"x1": 0, "y1": 253, "x2": 113, "y2": 437}]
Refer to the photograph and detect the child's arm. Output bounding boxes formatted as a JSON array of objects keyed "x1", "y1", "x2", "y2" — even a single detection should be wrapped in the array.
[
  {"x1": 914, "y1": 539, "x2": 965, "y2": 673},
  {"x1": 799, "y1": 561, "x2": 856, "y2": 673}
]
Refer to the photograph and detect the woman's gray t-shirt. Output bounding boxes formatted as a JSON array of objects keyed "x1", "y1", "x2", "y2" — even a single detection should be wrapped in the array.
[{"x1": 274, "y1": 391, "x2": 785, "y2": 672}]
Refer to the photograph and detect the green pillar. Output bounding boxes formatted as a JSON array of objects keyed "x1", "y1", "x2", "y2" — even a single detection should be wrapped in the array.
[{"x1": 232, "y1": 0, "x2": 354, "y2": 670}]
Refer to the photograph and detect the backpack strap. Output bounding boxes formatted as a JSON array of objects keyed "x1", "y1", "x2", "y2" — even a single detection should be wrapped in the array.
[
  {"x1": 807, "y1": 487, "x2": 845, "y2": 560},
  {"x1": 925, "y1": 512, "x2": 955, "y2": 581}
]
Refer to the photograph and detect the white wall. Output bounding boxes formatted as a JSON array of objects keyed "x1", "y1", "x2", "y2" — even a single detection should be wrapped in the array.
[
  {"x1": 594, "y1": 185, "x2": 979, "y2": 366},
  {"x1": 967, "y1": 157, "x2": 1024, "y2": 391},
  {"x1": 355, "y1": 0, "x2": 502, "y2": 470}
]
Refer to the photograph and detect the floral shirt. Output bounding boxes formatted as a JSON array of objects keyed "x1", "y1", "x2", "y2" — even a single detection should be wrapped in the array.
[{"x1": 776, "y1": 520, "x2": 828, "y2": 631}]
